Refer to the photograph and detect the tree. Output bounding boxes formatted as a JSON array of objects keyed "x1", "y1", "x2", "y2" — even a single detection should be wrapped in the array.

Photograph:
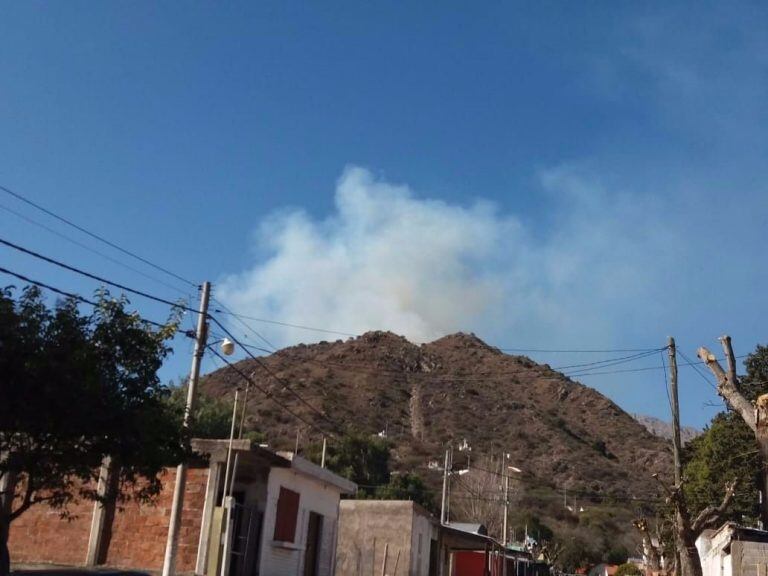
[
  {"x1": 698, "y1": 338, "x2": 768, "y2": 526},
  {"x1": 615, "y1": 563, "x2": 642, "y2": 576},
  {"x1": 304, "y1": 434, "x2": 435, "y2": 511},
  {"x1": 165, "y1": 383, "x2": 237, "y2": 439},
  {"x1": 373, "y1": 472, "x2": 436, "y2": 513},
  {"x1": 683, "y1": 412, "x2": 760, "y2": 524},
  {"x1": 0, "y1": 286, "x2": 186, "y2": 576},
  {"x1": 451, "y1": 461, "x2": 508, "y2": 539},
  {"x1": 308, "y1": 433, "x2": 391, "y2": 491}
]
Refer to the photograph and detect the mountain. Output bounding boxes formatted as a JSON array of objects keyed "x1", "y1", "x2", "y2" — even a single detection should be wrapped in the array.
[
  {"x1": 200, "y1": 331, "x2": 673, "y2": 557},
  {"x1": 633, "y1": 414, "x2": 700, "y2": 445}
]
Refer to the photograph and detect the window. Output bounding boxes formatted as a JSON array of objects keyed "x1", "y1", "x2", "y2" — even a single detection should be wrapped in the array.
[{"x1": 273, "y1": 487, "x2": 300, "y2": 542}]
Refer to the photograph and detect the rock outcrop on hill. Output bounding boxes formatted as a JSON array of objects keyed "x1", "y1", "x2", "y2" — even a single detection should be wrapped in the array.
[{"x1": 200, "y1": 331, "x2": 673, "y2": 551}]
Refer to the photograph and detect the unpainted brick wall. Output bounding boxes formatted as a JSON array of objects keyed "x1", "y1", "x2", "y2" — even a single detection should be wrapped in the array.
[
  {"x1": 8, "y1": 489, "x2": 94, "y2": 566},
  {"x1": 8, "y1": 466, "x2": 209, "y2": 574},
  {"x1": 103, "y1": 467, "x2": 209, "y2": 573}
]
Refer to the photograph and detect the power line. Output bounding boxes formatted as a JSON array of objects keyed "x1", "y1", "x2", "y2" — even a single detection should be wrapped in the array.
[
  {"x1": 0, "y1": 183, "x2": 198, "y2": 288},
  {"x1": 0, "y1": 201, "x2": 192, "y2": 297},
  {"x1": 207, "y1": 314, "x2": 346, "y2": 435},
  {"x1": 211, "y1": 298, "x2": 278, "y2": 352},
  {"x1": 212, "y1": 307, "x2": 664, "y2": 354},
  {"x1": 678, "y1": 348, "x2": 719, "y2": 393},
  {"x1": 0, "y1": 265, "x2": 176, "y2": 332},
  {"x1": 500, "y1": 347, "x2": 660, "y2": 353},
  {"x1": 211, "y1": 308, "x2": 357, "y2": 338},
  {"x1": 206, "y1": 345, "x2": 338, "y2": 439},
  {"x1": 0, "y1": 236, "x2": 198, "y2": 313},
  {"x1": 559, "y1": 348, "x2": 666, "y2": 373},
  {"x1": 660, "y1": 350, "x2": 674, "y2": 417}
]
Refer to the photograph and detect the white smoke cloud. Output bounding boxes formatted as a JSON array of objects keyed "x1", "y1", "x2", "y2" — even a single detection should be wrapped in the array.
[{"x1": 217, "y1": 165, "x2": 676, "y2": 349}]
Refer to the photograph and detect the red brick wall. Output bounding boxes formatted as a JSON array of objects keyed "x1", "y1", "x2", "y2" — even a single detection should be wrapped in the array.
[
  {"x1": 8, "y1": 492, "x2": 94, "y2": 566},
  {"x1": 104, "y1": 467, "x2": 209, "y2": 573},
  {"x1": 8, "y1": 466, "x2": 209, "y2": 574}
]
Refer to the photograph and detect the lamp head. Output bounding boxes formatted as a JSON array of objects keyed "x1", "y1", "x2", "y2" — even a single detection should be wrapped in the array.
[{"x1": 221, "y1": 338, "x2": 236, "y2": 356}]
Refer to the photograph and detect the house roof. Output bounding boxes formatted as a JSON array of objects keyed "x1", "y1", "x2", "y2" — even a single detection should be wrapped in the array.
[
  {"x1": 446, "y1": 522, "x2": 488, "y2": 536},
  {"x1": 277, "y1": 451, "x2": 357, "y2": 494},
  {"x1": 190, "y1": 438, "x2": 357, "y2": 494}
]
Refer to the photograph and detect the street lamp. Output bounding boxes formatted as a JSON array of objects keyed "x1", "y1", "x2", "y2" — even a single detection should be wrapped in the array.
[{"x1": 502, "y1": 464, "x2": 523, "y2": 546}]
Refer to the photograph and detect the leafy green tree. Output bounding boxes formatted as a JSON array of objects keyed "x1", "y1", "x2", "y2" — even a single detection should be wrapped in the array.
[
  {"x1": 373, "y1": 472, "x2": 436, "y2": 513},
  {"x1": 309, "y1": 433, "x2": 391, "y2": 490},
  {"x1": 0, "y1": 286, "x2": 186, "y2": 576},
  {"x1": 615, "y1": 563, "x2": 642, "y2": 576},
  {"x1": 510, "y1": 513, "x2": 554, "y2": 543},
  {"x1": 683, "y1": 344, "x2": 768, "y2": 525},
  {"x1": 605, "y1": 545, "x2": 630, "y2": 565},
  {"x1": 305, "y1": 433, "x2": 434, "y2": 511},
  {"x1": 555, "y1": 535, "x2": 600, "y2": 572},
  {"x1": 165, "y1": 384, "x2": 236, "y2": 439}
]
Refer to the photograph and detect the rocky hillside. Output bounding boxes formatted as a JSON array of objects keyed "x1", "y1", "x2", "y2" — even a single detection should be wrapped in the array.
[
  {"x1": 200, "y1": 331, "x2": 673, "y2": 554},
  {"x1": 633, "y1": 414, "x2": 700, "y2": 444}
]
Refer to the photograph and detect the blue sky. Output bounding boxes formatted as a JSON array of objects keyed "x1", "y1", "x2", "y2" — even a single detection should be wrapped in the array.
[{"x1": 1, "y1": 2, "x2": 767, "y2": 428}]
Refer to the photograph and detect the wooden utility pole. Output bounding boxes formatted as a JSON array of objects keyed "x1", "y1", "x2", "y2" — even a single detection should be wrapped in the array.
[
  {"x1": 440, "y1": 448, "x2": 450, "y2": 525},
  {"x1": 668, "y1": 337, "x2": 682, "y2": 576},
  {"x1": 321, "y1": 437, "x2": 328, "y2": 468},
  {"x1": 502, "y1": 474, "x2": 510, "y2": 545},
  {"x1": 162, "y1": 281, "x2": 210, "y2": 576},
  {"x1": 699, "y1": 336, "x2": 768, "y2": 527}
]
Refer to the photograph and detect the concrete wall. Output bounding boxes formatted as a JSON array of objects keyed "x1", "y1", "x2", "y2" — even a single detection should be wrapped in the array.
[
  {"x1": 258, "y1": 466, "x2": 344, "y2": 576},
  {"x1": 336, "y1": 500, "x2": 419, "y2": 576},
  {"x1": 732, "y1": 541, "x2": 768, "y2": 576},
  {"x1": 411, "y1": 508, "x2": 439, "y2": 576}
]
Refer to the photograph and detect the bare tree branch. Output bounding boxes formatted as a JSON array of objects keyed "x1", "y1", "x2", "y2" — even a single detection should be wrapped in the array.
[
  {"x1": 698, "y1": 342, "x2": 756, "y2": 432},
  {"x1": 691, "y1": 480, "x2": 737, "y2": 535}
]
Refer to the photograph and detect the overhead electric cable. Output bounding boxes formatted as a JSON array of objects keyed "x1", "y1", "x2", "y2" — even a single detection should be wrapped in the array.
[
  {"x1": 556, "y1": 348, "x2": 667, "y2": 371},
  {"x1": 211, "y1": 308, "x2": 356, "y2": 338},
  {"x1": 0, "y1": 237, "x2": 197, "y2": 313},
  {"x1": 0, "y1": 202, "x2": 192, "y2": 297},
  {"x1": 0, "y1": 183, "x2": 198, "y2": 288},
  {"x1": 207, "y1": 346, "x2": 338, "y2": 438},
  {"x1": 0, "y1": 265, "x2": 175, "y2": 331},
  {"x1": 207, "y1": 314, "x2": 345, "y2": 434}
]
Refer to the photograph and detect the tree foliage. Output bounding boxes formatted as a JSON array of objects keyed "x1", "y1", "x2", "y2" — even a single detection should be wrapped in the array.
[
  {"x1": 615, "y1": 563, "x2": 642, "y2": 576},
  {"x1": 165, "y1": 383, "x2": 236, "y2": 440},
  {"x1": 304, "y1": 433, "x2": 435, "y2": 511},
  {"x1": 682, "y1": 344, "x2": 768, "y2": 525},
  {"x1": 0, "y1": 286, "x2": 187, "y2": 574}
]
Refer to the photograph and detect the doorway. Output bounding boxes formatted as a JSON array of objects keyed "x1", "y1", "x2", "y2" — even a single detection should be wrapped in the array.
[{"x1": 303, "y1": 512, "x2": 323, "y2": 576}]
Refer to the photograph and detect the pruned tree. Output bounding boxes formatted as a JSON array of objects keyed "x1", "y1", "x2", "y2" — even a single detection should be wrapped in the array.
[
  {"x1": 450, "y1": 457, "x2": 517, "y2": 539},
  {"x1": 0, "y1": 286, "x2": 187, "y2": 576},
  {"x1": 652, "y1": 474, "x2": 737, "y2": 576},
  {"x1": 698, "y1": 336, "x2": 768, "y2": 527},
  {"x1": 633, "y1": 517, "x2": 662, "y2": 573}
]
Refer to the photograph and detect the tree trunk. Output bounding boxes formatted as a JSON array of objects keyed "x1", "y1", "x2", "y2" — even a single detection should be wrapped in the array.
[
  {"x1": 756, "y1": 422, "x2": 768, "y2": 528},
  {"x1": 678, "y1": 519, "x2": 702, "y2": 576},
  {"x1": 0, "y1": 514, "x2": 9, "y2": 576},
  {"x1": 0, "y1": 469, "x2": 16, "y2": 576}
]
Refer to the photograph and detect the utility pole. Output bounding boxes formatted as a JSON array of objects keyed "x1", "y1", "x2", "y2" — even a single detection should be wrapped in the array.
[
  {"x1": 669, "y1": 336, "x2": 682, "y2": 576},
  {"x1": 321, "y1": 437, "x2": 327, "y2": 468},
  {"x1": 440, "y1": 448, "x2": 450, "y2": 524},
  {"x1": 162, "y1": 281, "x2": 211, "y2": 576},
  {"x1": 502, "y1": 473, "x2": 510, "y2": 545}
]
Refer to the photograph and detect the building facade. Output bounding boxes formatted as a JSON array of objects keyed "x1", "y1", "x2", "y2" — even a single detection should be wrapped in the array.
[{"x1": 9, "y1": 439, "x2": 356, "y2": 576}]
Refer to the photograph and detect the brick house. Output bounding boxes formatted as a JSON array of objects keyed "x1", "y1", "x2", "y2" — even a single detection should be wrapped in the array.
[{"x1": 9, "y1": 438, "x2": 356, "y2": 576}]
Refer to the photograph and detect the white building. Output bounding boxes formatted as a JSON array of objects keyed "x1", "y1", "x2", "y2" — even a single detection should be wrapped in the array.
[
  {"x1": 195, "y1": 439, "x2": 357, "y2": 576},
  {"x1": 696, "y1": 522, "x2": 768, "y2": 576}
]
